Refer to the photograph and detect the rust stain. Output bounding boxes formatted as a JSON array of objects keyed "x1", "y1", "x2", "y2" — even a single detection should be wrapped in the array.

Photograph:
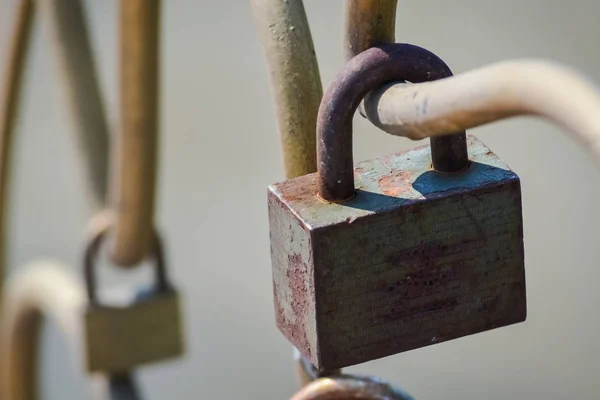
[
  {"x1": 278, "y1": 254, "x2": 312, "y2": 358},
  {"x1": 378, "y1": 170, "x2": 413, "y2": 197},
  {"x1": 276, "y1": 175, "x2": 318, "y2": 203}
]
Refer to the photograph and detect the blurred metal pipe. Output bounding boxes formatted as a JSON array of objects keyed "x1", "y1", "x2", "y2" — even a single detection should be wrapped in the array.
[
  {"x1": 0, "y1": 0, "x2": 110, "y2": 310},
  {"x1": 0, "y1": 1, "x2": 111, "y2": 397},
  {"x1": 0, "y1": 262, "x2": 87, "y2": 400},
  {"x1": 109, "y1": 0, "x2": 161, "y2": 267}
]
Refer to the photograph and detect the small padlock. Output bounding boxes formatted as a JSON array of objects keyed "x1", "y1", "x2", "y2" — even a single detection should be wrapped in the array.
[
  {"x1": 83, "y1": 227, "x2": 184, "y2": 373},
  {"x1": 268, "y1": 43, "x2": 526, "y2": 370}
]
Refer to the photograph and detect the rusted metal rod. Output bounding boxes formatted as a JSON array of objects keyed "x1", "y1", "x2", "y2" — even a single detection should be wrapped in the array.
[
  {"x1": 109, "y1": 0, "x2": 161, "y2": 267},
  {"x1": 40, "y1": 0, "x2": 111, "y2": 207},
  {"x1": 344, "y1": 0, "x2": 398, "y2": 59},
  {"x1": 250, "y1": 0, "x2": 322, "y2": 178}
]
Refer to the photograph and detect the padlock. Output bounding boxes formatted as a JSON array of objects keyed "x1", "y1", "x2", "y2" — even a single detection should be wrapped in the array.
[
  {"x1": 83, "y1": 227, "x2": 184, "y2": 373},
  {"x1": 268, "y1": 43, "x2": 526, "y2": 370}
]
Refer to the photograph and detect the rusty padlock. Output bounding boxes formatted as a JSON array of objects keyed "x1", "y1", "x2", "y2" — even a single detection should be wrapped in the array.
[
  {"x1": 268, "y1": 43, "x2": 526, "y2": 370},
  {"x1": 83, "y1": 227, "x2": 184, "y2": 373}
]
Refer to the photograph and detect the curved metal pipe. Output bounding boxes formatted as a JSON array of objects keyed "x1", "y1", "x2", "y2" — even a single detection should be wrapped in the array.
[
  {"x1": 0, "y1": 0, "x2": 110, "y2": 307},
  {"x1": 250, "y1": 0, "x2": 322, "y2": 178},
  {"x1": 363, "y1": 59, "x2": 600, "y2": 159},
  {"x1": 1, "y1": 261, "x2": 86, "y2": 400}
]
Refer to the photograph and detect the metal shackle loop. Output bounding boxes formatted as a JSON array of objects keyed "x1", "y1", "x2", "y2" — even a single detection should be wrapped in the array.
[
  {"x1": 290, "y1": 375, "x2": 414, "y2": 400},
  {"x1": 84, "y1": 221, "x2": 169, "y2": 305},
  {"x1": 316, "y1": 43, "x2": 468, "y2": 202}
]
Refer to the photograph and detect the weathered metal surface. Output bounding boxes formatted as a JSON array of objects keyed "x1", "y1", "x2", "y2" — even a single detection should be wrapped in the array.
[
  {"x1": 344, "y1": 0, "x2": 398, "y2": 59},
  {"x1": 317, "y1": 43, "x2": 468, "y2": 202},
  {"x1": 84, "y1": 225, "x2": 183, "y2": 373},
  {"x1": 290, "y1": 375, "x2": 414, "y2": 400},
  {"x1": 269, "y1": 136, "x2": 526, "y2": 369}
]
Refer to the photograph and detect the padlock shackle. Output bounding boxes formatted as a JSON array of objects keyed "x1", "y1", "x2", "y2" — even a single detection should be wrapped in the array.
[
  {"x1": 84, "y1": 221, "x2": 169, "y2": 305},
  {"x1": 317, "y1": 43, "x2": 468, "y2": 202}
]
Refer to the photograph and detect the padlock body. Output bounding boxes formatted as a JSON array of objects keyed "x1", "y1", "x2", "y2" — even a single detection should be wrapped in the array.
[
  {"x1": 268, "y1": 136, "x2": 526, "y2": 370},
  {"x1": 84, "y1": 290, "x2": 183, "y2": 373}
]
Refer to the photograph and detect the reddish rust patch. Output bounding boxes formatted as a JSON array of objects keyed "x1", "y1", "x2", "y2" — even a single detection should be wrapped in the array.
[
  {"x1": 378, "y1": 170, "x2": 413, "y2": 197},
  {"x1": 273, "y1": 254, "x2": 313, "y2": 359},
  {"x1": 275, "y1": 174, "x2": 318, "y2": 203}
]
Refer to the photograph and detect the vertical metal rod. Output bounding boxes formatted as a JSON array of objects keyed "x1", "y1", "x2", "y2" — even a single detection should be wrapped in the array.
[
  {"x1": 251, "y1": 0, "x2": 325, "y2": 383},
  {"x1": 344, "y1": 0, "x2": 398, "y2": 59},
  {"x1": 250, "y1": 0, "x2": 322, "y2": 178},
  {"x1": 0, "y1": 0, "x2": 34, "y2": 319},
  {"x1": 41, "y1": 0, "x2": 111, "y2": 207},
  {"x1": 110, "y1": 0, "x2": 161, "y2": 266}
]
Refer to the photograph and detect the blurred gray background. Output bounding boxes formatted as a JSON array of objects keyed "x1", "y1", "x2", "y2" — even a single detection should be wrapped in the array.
[{"x1": 0, "y1": 0, "x2": 599, "y2": 399}]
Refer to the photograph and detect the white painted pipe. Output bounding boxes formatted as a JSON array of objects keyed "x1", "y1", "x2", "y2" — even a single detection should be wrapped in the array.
[{"x1": 364, "y1": 59, "x2": 600, "y2": 159}]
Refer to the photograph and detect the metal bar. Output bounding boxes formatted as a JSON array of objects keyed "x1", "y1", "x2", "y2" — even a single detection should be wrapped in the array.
[
  {"x1": 0, "y1": 0, "x2": 110, "y2": 310},
  {"x1": 109, "y1": 0, "x2": 161, "y2": 266},
  {"x1": 362, "y1": 59, "x2": 600, "y2": 158},
  {"x1": 344, "y1": 0, "x2": 398, "y2": 59},
  {"x1": 0, "y1": 0, "x2": 34, "y2": 318},
  {"x1": 250, "y1": 0, "x2": 322, "y2": 178},
  {"x1": 40, "y1": 0, "x2": 110, "y2": 207}
]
